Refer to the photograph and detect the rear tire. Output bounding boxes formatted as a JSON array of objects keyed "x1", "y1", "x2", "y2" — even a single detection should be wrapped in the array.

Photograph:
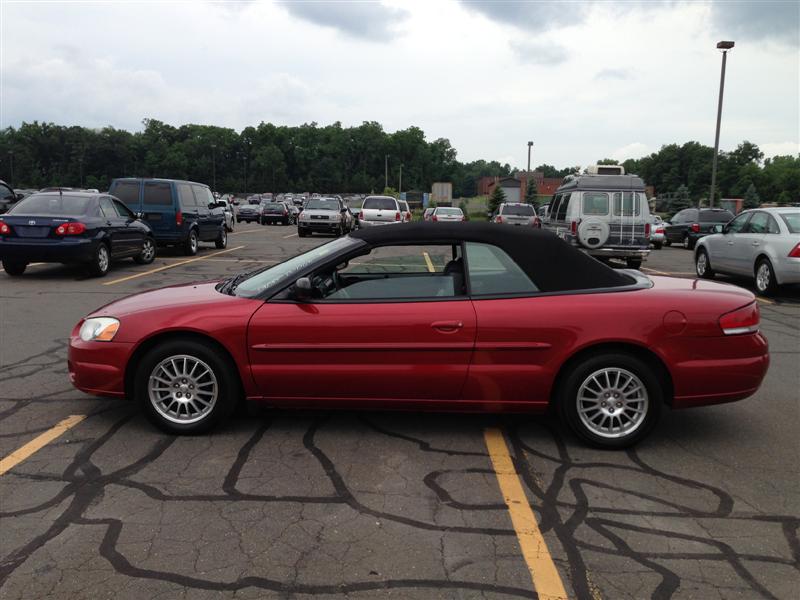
[
  {"x1": 557, "y1": 353, "x2": 662, "y2": 449},
  {"x1": 2, "y1": 260, "x2": 27, "y2": 276},
  {"x1": 135, "y1": 339, "x2": 238, "y2": 434},
  {"x1": 215, "y1": 227, "x2": 227, "y2": 249},
  {"x1": 87, "y1": 243, "x2": 111, "y2": 277},
  {"x1": 184, "y1": 229, "x2": 199, "y2": 256},
  {"x1": 682, "y1": 235, "x2": 695, "y2": 250},
  {"x1": 695, "y1": 248, "x2": 715, "y2": 279},
  {"x1": 652, "y1": 242, "x2": 662, "y2": 250},
  {"x1": 134, "y1": 237, "x2": 156, "y2": 265},
  {"x1": 626, "y1": 258, "x2": 642, "y2": 269},
  {"x1": 754, "y1": 257, "x2": 778, "y2": 296},
  {"x1": 664, "y1": 239, "x2": 672, "y2": 247}
]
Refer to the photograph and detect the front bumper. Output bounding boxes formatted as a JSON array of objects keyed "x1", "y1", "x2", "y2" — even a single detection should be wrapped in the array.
[
  {"x1": 68, "y1": 336, "x2": 133, "y2": 398},
  {"x1": 0, "y1": 237, "x2": 97, "y2": 263},
  {"x1": 299, "y1": 220, "x2": 340, "y2": 232}
]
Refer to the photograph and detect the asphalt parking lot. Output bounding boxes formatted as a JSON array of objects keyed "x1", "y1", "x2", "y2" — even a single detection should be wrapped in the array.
[{"x1": 1, "y1": 224, "x2": 798, "y2": 599}]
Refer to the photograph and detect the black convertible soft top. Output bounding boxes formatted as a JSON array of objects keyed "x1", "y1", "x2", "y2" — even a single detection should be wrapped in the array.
[{"x1": 350, "y1": 222, "x2": 635, "y2": 292}]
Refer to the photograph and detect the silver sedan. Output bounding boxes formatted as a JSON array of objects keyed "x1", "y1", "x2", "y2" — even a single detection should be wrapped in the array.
[{"x1": 694, "y1": 207, "x2": 800, "y2": 295}]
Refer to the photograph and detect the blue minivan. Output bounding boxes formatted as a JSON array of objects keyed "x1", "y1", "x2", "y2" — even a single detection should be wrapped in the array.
[{"x1": 108, "y1": 178, "x2": 227, "y2": 256}]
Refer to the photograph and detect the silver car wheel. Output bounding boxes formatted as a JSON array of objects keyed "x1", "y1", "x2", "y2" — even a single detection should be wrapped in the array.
[
  {"x1": 756, "y1": 262, "x2": 771, "y2": 292},
  {"x1": 696, "y1": 251, "x2": 707, "y2": 276},
  {"x1": 97, "y1": 245, "x2": 110, "y2": 273},
  {"x1": 148, "y1": 355, "x2": 218, "y2": 424},
  {"x1": 683, "y1": 235, "x2": 690, "y2": 249},
  {"x1": 577, "y1": 368, "x2": 649, "y2": 439},
  {"x1": 141, "y1": 239, "x2": 155, "y2": 261}
]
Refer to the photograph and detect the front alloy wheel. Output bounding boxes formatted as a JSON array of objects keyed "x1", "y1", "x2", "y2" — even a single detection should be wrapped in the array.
[
  {"x1": 559, "y1": 353, "x2": 661, "y2": 448},
  {"x1": 215, "y1": 227, "x2": 227, "y2": 249},
  {"x1": 184, "y1": 230, "x2": 199, "y2": 256}
]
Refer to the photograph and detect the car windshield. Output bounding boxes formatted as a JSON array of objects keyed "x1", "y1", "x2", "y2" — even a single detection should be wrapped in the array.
[
  {"x1": 502, "y1": 204, "x2": 534, "y2": 216},
  {"x1": 305, "y1": 199, "x2": 339, "y2": 210},
  {"x1": 233, "y1": 236, "x2": 361, "y2": 298},
  {"x1": 700, "y1": 210, "x2": 734, "y2": 222},
  {"x1": 363, "y1": 197, "x2": 396, "y2": 210},
  {"x1": 437, "y1": 208, "x2": 462, "y2": 215},
  {"x1": 9, "y1": 194, "x2": 92, "y2": 216},
  {"x1": 262, "y1": 202, "x2": 282, "y2": 208},
  {"x1": 780, "y1": 212, "x2": 800, "y2": 233}
]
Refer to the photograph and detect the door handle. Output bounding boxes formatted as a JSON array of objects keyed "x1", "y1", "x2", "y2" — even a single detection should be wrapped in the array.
[
  {"x1": 728, "y1": 241, "x2": 734, "y2": 245},
  {"x1": 431, "y1": 320, "x2": 463, "y2": 332},
  {"x1": 751, "y1": 241, "x2": 760, "y2": 246}
]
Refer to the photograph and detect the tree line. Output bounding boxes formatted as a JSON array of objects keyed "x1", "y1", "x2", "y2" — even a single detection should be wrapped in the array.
[{"x1": 0, "y1": 120, "x2": 797, "y2": 206}]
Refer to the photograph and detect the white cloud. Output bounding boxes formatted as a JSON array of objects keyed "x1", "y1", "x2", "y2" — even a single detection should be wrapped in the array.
[
  {"x1": 0, "y1": 0, "x2": 796, "y2": 171},
  {"x1": 610, "y1": 143, "x2": 650, "y2": 162},
  {"x1": 760, "y1": 142, "x2": 800, "y2": 159}
]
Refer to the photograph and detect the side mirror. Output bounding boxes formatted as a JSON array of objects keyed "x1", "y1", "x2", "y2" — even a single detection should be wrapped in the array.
[
  {"x1": 293, "y1": 277, "x2": 313, "y2": 301},
  {"x1": 136, "y1": 211, "x2": 144, "y2": 219},
  {"x1": 712, "y1": 224, "x2": 724, "y2": 234}
]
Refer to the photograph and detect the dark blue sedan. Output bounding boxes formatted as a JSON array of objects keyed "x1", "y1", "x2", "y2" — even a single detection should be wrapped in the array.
[{"x1": 0, "y1": 192, "x2": 156, "y2": 277}]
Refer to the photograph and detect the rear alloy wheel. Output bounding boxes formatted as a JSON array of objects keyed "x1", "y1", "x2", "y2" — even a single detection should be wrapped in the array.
[
  {"x1": 136, "y1": 339, "x2": 238, "y2": 434},
  {"x1": 695, "y1": 248, "x2": 715, "y2": 279},
  {"x1": 215, "y1": 227, "x2": 228, "y2": 249},
  {"x1": 682, "y1": 235, "x2": 694, "y2": 250},
  {"x1": 184, "y1": 230, "x2": 199, "y2": 256},
  {"x1": 558, "y1": 353, "x2": 661, "y2": 448},
  {"x1": 88, "y1": 244, "x2": 111, "y2": 277},
  {"x1": 754, "y1": 258, "x2": 777, "y2": 296},
  {"x1": 2, "y1": 260, "x2": 27, "y2": 276},
  {"x1": 134, "y1": 237, "x2": 156, "y2": 265}
]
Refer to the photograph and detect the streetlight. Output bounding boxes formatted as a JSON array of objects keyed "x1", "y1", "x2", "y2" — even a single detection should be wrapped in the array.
[
  {"x1": 527, "y1": 141, "x2": 533, "y2": 173},
  {"x1": 709, "y1": 40, "x2": 734, "y2": 208},
  {"x1": 399, "y1": 164, "x2": 403, "y2": 194},
  {"x1": 384, "y1": 154, "x2": 389, "y2": 189},
  {"x1": 211, "y1": 144, "x2": 217, "y2": 192}
]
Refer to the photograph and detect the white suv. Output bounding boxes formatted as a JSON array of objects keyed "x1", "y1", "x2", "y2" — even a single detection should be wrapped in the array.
[{"x1": 359, "y1": 196, "x2": 403, "y2": 226}]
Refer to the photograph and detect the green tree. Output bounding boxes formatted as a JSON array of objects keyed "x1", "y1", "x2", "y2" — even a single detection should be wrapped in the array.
[
  {"x1": 670, "y1": 185, "x2": 692, "y2": 214},
  {"x1": 488, "y1": 185, "x2": 506, "y2": 214},
  {"x1": 743, "y1": 183, "x2": 760, "y2": 209},
  {"x1": 524, "y1": 179, "x2": 537, "y2": 204}
]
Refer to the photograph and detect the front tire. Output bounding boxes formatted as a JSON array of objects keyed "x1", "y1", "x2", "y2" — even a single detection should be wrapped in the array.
[
  {"x1": 298, "y1": 228, "x2": 308, "y2": 238},
  {"x1": 134, "y1": 237, "x2": 156, "y2": 265},
  {"x1": 184, "y1": 229, "x2": 199, "y2": 256},
  {"x1": 557, "y1": 353, "x2": 662, "y2": 449},
  {"x1": 135, "y1": 339, "x2": 238, "y2": 434},
  {"x1": 88, "y1": 243, "x2": 111, "y2": 277},
  {"x1": 754, "y1": 258, "x2": 777, "y2": 296},
  {"x1": 2, "y1": 260, "x2": 27, "y2": 276},
  {"x1": 695, "y1": 248, "x2": 715, "y2": 279},
  {"x1": 215, "y1": 227, "x2": 228, "y2": 249},
  {"x1": 626, "y1": 257, "x2": 642, "y2": 269}
]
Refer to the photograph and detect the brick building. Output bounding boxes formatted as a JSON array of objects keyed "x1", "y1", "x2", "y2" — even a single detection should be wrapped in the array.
[{"x1": 478, "y1": 171, "x2": 563, "y2": 201}]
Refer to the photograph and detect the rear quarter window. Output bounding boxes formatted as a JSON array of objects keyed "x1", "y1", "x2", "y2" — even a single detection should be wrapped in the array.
[
  {"x1": 780, "y1": 212, "x2": 800, "y2": 233},
  {"x1": 143, "y1": 182, "x2": 174, "y2": 206},
  {"x1": 177, "y1": 184, "x2": 196, "y2": 209}
]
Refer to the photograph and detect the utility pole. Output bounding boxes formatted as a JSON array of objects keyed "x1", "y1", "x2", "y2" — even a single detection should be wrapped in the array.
[
  {"x1": 384, "y1": 154, "x2": 388, "y2": 189},
  {"x1": 399, "y1": 164, "x2": 403, "y2": 194},
  {"x1": 527, "y1": 141, "x2": 533, "y2": 173},
  {"x1": 709, "y1": 41, "x2": 734, "y2": 208},
  {"x1": 211, "y1": 144, "x2": 217, "y2": 192}
]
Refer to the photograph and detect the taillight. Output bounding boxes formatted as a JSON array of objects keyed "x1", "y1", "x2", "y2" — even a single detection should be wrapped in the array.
[
  {"x1": 395, "y1": 211, "x2": 401, "y2": 221},
  {"x1": 432, "y1": 215, "x2": 438, "y2": 222},
  {"x1": 533, "y1": 217, "x2": 541, "y2": 228},
  {"x1": 0, "y1": 220, "x2": 11, "y2": 235},
  {"x1": 645, "y1": 222, "x2": 651, "y2": 238},
  {"x1": 719, "y1": 302, "x2": 760, "y2": 335},
  {"x1": 176, "y1": 210, "x2": 183, "y2": 226},
  {"x1": 788, "y1": 243, "x2": 800, "y2": 258},
  {"x1": 55, "y1": 222, "x2": 87, "y2": 236},
  {"x1": 461, "y1": 216, "x2": 466, "y2": 221},
  {"x1": 496, "y1": 216, "x2": 502, "y2": 223},
  {"x1": 690, "y1": 223, "x2": 700, "y2": 233},
  {"x1": 570, "y1": 220, "x2": 579, "y2": 235},
  {"x1": 283, "y1": 208, "x2": 288, "y2": 215}
]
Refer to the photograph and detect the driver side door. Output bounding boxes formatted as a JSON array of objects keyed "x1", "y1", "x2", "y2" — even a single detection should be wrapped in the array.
[{"x1": 246, "y1": 244, "x2": 477, "y2": 406}]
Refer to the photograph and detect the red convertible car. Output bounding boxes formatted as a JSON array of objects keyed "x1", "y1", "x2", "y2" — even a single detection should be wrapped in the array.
[{"x1": 68, "y1": 223, "x2": 769, "y2": 448}]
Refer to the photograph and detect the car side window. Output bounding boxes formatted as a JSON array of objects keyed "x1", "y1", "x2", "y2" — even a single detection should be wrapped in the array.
[
  {"x1": 316, "y1": 244, "x2": 465, "y2": 301},
  {"x1": 726, "y1": 213, "x2": 750, "y2": 234},
  {"x1": 549, "y1": 194, "x2": 562, "y2": 220},
  {"x1": 113, "y1": 199, "x2": 136, "y2": 219},
  {"x1": 555, "y1": 193, "x2": 570, "y2": 221},
  {"x1": 746, "y1": 212, "x2": 769, "y2": 234},
  {"x1": 177, "y1": 184, "x2": 197, "y2": 209},
  {"x1": 465, "y1": 242, "x2": 538, "y2": 296},
  {"x1": 143, "y1": 182, "x2": 173, "y2": 206},
  {"x1": 99, "y1": 197, "x2": 119, "y2": 218},
  {"x1": 192, "y1": 185, "x2": 213, "y2": 208},
  {"x1": 112, "y1": 182, "x2": 140, "y2": 207}
]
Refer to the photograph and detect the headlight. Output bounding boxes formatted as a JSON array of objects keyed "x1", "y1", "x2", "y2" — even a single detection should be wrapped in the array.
[{"x1": 79, "y1": 317, "x2": 120, "y2": 342}]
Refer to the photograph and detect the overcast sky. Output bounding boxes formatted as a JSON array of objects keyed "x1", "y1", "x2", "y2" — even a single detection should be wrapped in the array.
[{"x1": 1, "y1": 0, "x2": 797, "y2": 169}]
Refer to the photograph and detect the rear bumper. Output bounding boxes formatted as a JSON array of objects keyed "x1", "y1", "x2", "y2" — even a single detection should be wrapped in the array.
[
  {"x1": 358, "y1": 220, "x2": 401, "y2": 227},
  {"x1": 0, "y1": 237, "x2": 97, "y2": 263},
  {"x1": 668, "y1": 332, "x2": 769, "y2": 408},
  {"x1": 68, "y1": 337, "x2": 133, "y2": 398}
]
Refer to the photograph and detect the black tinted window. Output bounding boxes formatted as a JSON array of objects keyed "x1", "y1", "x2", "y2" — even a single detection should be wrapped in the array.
[
  {"x1": 501, "y1": 204, "x2": 535, "y2": 216},
  {"x1": 555, "y1": 193, "x2": 570, "y2": 221},
  {"x1": 143, "y1": 182, "x2": 173, "y2": 206},
  {"x1": 700, "y1": 210, "x2": 734, "y2": 222},
  {"x1": 10, "y1": 194, "x2": 92, "y2": 216},
  {"x1": 113, "y1": 199, "x2": 135, "y2": 219},
  {"x1": 363, "y1": 197, "x2": 396, "y2": 210},
  {"x1": 112, "y1": 181, "x2": 140, "y2": 206}
]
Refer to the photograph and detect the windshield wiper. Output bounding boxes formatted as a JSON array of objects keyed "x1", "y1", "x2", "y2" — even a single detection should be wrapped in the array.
[{"x1": 221, "y1": 271, "x2": 251, "y2": 295}]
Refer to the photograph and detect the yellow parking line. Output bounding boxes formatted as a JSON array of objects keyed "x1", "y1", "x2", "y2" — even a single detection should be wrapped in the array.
[
  {"x1": 103, "y1": 246, "x2": 245, "y2": 286},
  {"x1": 422, "y1": 251, "x2": 435, "y2": 273},
  {"x1": 757, "y1": 297, "x2": 775, "y2": 305},
  {"x1": 0, "y1": 415, "x2": 86, "y2": 476},
  {"x1": 484, "y1": 428, "x2": 568, "y2": 600}
]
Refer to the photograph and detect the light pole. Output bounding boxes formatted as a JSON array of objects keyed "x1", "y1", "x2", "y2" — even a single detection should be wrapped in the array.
[
  {"x1": 709, "y1": 40, "x2": 734, "y2": 208},
  {"x1": 384, "y1": 154, "x2": 389, "y2": 190},
  {"x1": 527, "y1": 141, "x2": 533, "y2": 173},
  {"x1": 211, "y1": 144, "x2": 217, "y2": 192},
  {"x1": 399, "y1": 164, "x2": 403, "y2": 194}
]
